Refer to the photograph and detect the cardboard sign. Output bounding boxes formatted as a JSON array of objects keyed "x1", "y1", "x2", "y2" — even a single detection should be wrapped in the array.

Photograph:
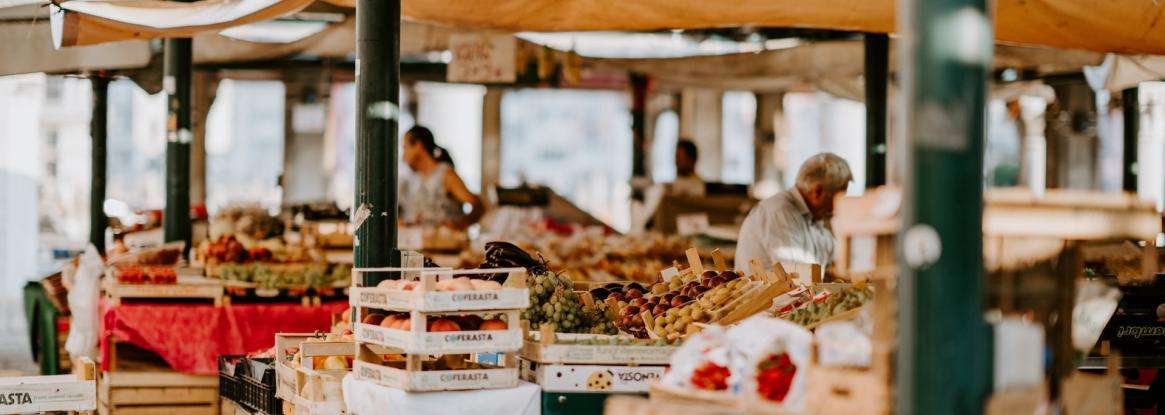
[{"x1": 448, "y1": 34, "x2": 516, "y2": 83}]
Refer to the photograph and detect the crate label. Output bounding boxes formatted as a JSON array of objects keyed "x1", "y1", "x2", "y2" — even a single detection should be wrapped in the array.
[
  {"x1": 421, "y1": 289, "x2": 529, "y2": 311},
  {"x1": 0, "y1": 378, "x2": 95, "y2": 412},
  {"x1": 356, "y1": 365, "x2": 383, "y2": 382},
  {"x1": 413, "y1": 369, "x2": 517, "y2": 390},
  {"x1": 359, "y1": 291, "x2": 388, "y2": 305},
  {"x1": 523, "y1": 363, "x2": 665, "y2": 392},
  {"x1": 1115, "y1": 325, "x2": 1165, "y2": 339}
]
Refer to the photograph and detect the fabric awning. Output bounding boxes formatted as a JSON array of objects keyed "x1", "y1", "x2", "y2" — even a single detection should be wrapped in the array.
[
  {"x1": 0, "y1": 21, "x2": 151, "y2": 76},
  {"x1": 49, "y1": 0, "x2": 314, "y2": 47},
  {"x1": 393, "y1": 0, "x2": 1165, "y2": 55},
  {"x1": 21, "y1": 0, "x2": 1165, "y2": 55}
]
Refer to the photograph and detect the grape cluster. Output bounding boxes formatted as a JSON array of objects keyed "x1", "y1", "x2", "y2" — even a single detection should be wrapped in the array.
[{"x1": 523, "y1": 272, "x2": 617, "y2": 334}]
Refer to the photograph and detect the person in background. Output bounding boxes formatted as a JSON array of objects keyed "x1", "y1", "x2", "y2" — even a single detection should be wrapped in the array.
[
  {"x1": 735, "y1": 152, "x2": 852, "y2": 275},
  {"x1": 670, "y1": 139, "x2": 705, "y2": 196},
  {"x1": 400, "y1": 125, "x2": 484, "y2": 229}
]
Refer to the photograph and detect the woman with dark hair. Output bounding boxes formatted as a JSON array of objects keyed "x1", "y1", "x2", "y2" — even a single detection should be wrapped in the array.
[{"x1": 399, "y1": 125, "x2": 484, "y2": 228}]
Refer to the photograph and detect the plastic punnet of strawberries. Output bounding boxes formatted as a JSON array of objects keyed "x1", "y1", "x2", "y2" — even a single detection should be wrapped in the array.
[
  {"x1": 690, "y1": 361, "x2": 731, "y2": 391},
  {"x1": 755, "y1": 353, "x2": 797, "y2": 402}
]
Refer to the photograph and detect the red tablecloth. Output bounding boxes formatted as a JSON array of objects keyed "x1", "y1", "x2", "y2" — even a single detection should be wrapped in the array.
[{"x1": 100, "y1": 300, "x2": 347, "y2": 375}]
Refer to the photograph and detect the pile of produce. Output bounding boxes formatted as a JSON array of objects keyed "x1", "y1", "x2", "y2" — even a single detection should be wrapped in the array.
[
  {"x1": 468, "y1": 232, "x2": 690, "y2": 283},
  {"x1": 114, "y1": 266, "x2": 177, "y2": 284},
  {"x1": 200, "y1": 234, "x2": 348, "y2": 290},
  {"x1": 603, "y1": 269, "x2": 753, "y2": 340},
  {"x1": 525, "y1": 271, "x2": 618, "y2": 335},
  {"x1": 361, "y1": 311, "x2": 510, "y2": 332},
  {"x1": 216, "y1": 262, "x2": 349, "y2": 290},
  {"x1": 775, "y1": 285, "x2": 872, "y2": 328},
  {"x1": 108, "y1": 243, "x2": 184, "y2": 285}
]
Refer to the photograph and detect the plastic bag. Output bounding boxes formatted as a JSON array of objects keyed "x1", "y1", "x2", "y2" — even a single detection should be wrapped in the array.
[
  {"x1": 660, "y1": 325, "x2": 735, "y2": 392},
  {"x1": 727, "y1": 316, "x2": 813, "y2": 412},
  {"x1": 65, "y1": 244, "x2": 104, "y2": 360},
  {"x1": 1072, "y1": 279, "x2": 1121, "y2": 352},
  {"x1": 815, "y1": 319, "x2": 872, "y2": 368}
]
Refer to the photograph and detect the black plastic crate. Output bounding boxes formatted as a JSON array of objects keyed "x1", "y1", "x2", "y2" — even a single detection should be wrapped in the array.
[{"x1": 219, "y1": 355, "x2": 280, "y2": 414}]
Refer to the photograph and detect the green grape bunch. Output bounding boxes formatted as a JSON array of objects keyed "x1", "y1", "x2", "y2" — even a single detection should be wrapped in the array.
[{"x1": 523, "y1": 271, "x2": 617, "y2": 335}]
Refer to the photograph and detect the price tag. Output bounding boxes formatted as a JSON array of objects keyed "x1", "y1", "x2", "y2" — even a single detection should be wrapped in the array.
[
  {"x1": 676, "y1": 213, "x2": 710, "y2": 236},
  {"x1": 399, "y1": 228, "x2": 423, "y2": 250}
]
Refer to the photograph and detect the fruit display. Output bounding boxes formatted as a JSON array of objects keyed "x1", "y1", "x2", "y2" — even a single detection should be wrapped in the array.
[
  {"x1": 200, "y1": 235, "x2": 316, "y2": 265},
  {"x1": 524, "y1": 271, "x2": 618, "y2": 335},
  {"x1": 106, "y1": 242, "x2": 185, "y2": 285},
  {"x1": 114, "y1": 266, "x2": 177, "y2": 284},
  {"x1": 644, "y1": 276, "x2": 751, "y2": 340},
  {"x1": 216, "y1": 262, "x2": 349, "y2": 290},
  {"x1": 467, "y1": 232, "x2": 692, "y2": 283},
  {"x1": 775, "y1": 285, "x2": 872, "y2": 328},
  {"x1": 607, "y1": 268, "x2": 749, "y2": 339}
]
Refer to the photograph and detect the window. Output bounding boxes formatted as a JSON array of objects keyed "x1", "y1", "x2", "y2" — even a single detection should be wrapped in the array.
[
  {"x1": 500, "y1": 89, "x2": 633, "y2": 231},
  {"x1": 782, "y1": 92, "x2": 866, "y2": 194},
  {"x1": 721, "y1": 91, "x2": 756, "y2": 184},
  {"x1": 205, "y1": 80, "x2": 285, "y2": 212},
  {"x1": 650, "y1": 110, "x2": 679, "y2": 182},
  {"x1": 326, "y1": 83, "x2": 416, "y2": 210},
  {"x1": 414, "y1": 82, "x2": 485, "y2": 192},
  {"x1": 107, "y1": 79, "x2": 166, "y2": 211}
]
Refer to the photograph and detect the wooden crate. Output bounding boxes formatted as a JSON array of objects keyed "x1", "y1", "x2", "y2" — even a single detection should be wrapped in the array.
[
  {"x1": 102, "y1": 274, "x2": 224, "y2": 307},
  {"x1": 351, "y1": 343, "x2": 518, "y2": 392},
  {"x1": 0, "y1": 357, "x2": 96, "y2": 414},
  {"x1": 353, "y1": 309, "x2": 522, "y2": 354},
  {"x1": 349, "y1": 267, "x2": 528, "y2": 312},
  {"x1": 98, "y1": 371, "x2": 219, "y2": 415}
]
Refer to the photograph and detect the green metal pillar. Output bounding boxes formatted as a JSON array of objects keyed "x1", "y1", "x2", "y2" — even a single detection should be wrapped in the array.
[
  {"x1": 163, "y1": 33, "x2": 193, "y2": 248},
  {"x1": 864, "y1": 33, "x2": 889, "y2": 188},
  {"x1": 90, "y1": 74, "x2": 109, "y2": 254},
  {"x1": 897, "y1": 0, "x2": 993, "y2": 412},
  {"x1": 355, "y1": 0, "x2": 401, "y2": 285},
  {"x1": 630, "y1": 73, "x2": 648, "y2": 179},
  {"x1": 1121, "y1": 87, "x2": 1138, "y2": 192}
]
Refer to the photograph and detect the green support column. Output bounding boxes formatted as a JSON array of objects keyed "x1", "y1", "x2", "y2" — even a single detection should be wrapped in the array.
[
  {"x1": 864, "y1": 33, "x2": 889, "y2": 188},
  {"x1": 897, "y1": 0, "x2": 993, "y2": 412},
  {"x1": 90, "y1": 74, "x2": 109, "y2": 254},
  {"x1": 163, "y1": 33, "x2": 193, "y2": 248},
  {"x1": 1121, "y1": 87, "x2": 1138, "y2": 192},
  {"x1": 630, "y1": 73, "x2": 648, "y2": 179},
  {"x1": 355, "y1": 0, "x2": 401, "y2": 285}
]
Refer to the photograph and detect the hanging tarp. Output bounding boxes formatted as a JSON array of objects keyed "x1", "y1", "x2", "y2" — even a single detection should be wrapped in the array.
[
  {"x1": 48, "y1": 0, "x2": 314, "y2": 48},
  {"x1": 0, "y1": 21, "x2": 151, "y2": 76},
  {"x1": 193, "y1": 19, "x2": 461, "y2": 64},
  {"x1": 1084, "y1": 53, "x2": 1165, "y2": 92},
  {"x1": 393, "y1": 0, "x2": 1165, "y2": 54}
]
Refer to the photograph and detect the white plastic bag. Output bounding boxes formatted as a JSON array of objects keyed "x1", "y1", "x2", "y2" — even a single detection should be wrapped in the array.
[
  {"x1": 660, "y1": 325, "x2": 735, "y2": 391},
  {"x1": 1072, "y1": 279, "x2": 1122, "y2": 352},
  {"x1": 726, "y1": 316, "x2": 813, "y2": 412},
  {"x1": 65, "y1": 244, "x2": 104, "y2": 360}
]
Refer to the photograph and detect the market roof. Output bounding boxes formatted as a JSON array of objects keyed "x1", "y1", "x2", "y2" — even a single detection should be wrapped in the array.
[{"x1": 11, "y1": 0, "x2": 1165, "y2": 54}]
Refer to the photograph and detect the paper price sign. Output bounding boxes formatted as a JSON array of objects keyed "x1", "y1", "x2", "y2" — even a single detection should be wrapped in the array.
[{"x1": 448, "y1": 34, "x2": 517, "y2": 83}]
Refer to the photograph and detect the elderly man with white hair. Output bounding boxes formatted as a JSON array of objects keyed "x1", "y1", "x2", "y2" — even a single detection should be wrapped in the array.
[{"x1": 735, "y1": 153, "x2": 853, "y2": 275}]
